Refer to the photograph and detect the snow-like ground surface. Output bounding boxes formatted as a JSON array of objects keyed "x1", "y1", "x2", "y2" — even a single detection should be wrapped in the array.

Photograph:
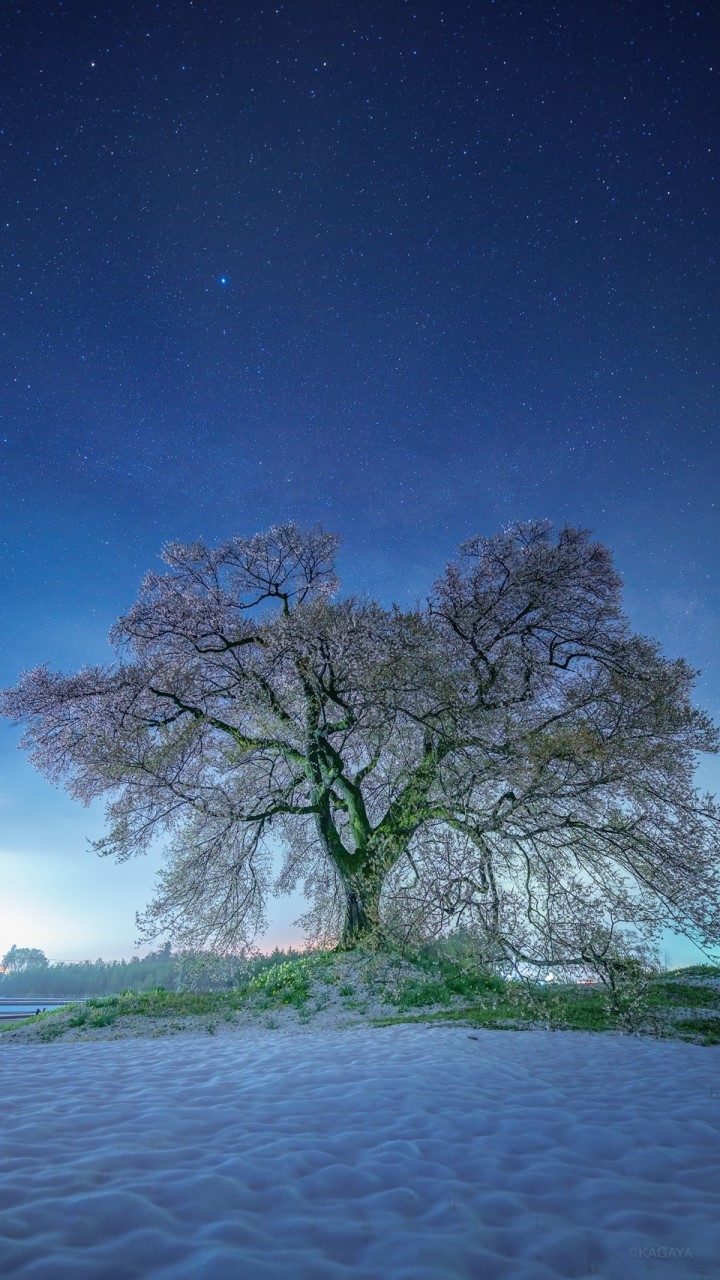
[{"x1": 1, "y1": 1025, "x2": 719, "y2": 1280}]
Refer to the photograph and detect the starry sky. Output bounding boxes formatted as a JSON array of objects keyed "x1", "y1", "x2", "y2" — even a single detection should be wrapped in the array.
[{"x1": 1, "y1": 0, "x2": 718, "y2": 964}]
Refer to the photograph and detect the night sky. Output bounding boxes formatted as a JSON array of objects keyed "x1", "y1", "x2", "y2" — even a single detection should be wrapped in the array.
[{"x1": 1, "y1": 0, "x2": 718, "y2": 963}]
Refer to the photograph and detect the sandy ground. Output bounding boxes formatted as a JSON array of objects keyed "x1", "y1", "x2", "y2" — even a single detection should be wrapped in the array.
[{"x1": 1, "y1": 1022, "x2": 719, "y2": 1279}]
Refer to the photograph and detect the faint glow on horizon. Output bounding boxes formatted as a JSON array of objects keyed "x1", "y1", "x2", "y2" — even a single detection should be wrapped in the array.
[{"x1": 0, "y1": 841, "x2": 311, "y2": 963}]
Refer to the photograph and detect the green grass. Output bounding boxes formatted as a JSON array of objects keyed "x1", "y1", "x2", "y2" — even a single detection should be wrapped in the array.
[
  {"x1": 244, "y1": 959, "x2": 312, "y2": 1007},
  {"x1": 33, "y1": 1019, "x2": 68, "y2": 1043},
  {"x1": 370, "y1": 978, "x2": 615, "y2": 1034},
  {"x1": 662, "y1": 964, "x2": 720, "y2": 980},
  {"x1": 672, "y1": 1016, "x2": 720, "y2": 1046},
  {"x1": 644, "y1": 982, "x2": 720, "y2": 1010},
  {"x1": 1, "y1": 938, "x2": 718, "y2": 1046}
]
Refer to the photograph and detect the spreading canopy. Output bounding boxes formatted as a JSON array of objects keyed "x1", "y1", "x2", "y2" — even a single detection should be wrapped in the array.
[{"x1": 3, "y1": 520, "x2": 719, "y2": 970}]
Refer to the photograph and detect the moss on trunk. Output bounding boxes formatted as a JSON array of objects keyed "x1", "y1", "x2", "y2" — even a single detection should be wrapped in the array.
[{"x1": 336, "y1": 870, "x2": 388, "y2": 950}]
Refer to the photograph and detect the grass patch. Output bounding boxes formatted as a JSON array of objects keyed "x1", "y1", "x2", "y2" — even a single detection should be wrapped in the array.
[
  {"x1": 394, "y1": 978, "x2": 453, "y2": 1009},
  {"x1": 644, "y1": 982, "x2": 720, "y2": 1011},
  {"x1": 370, "y1": 981, "x2": 615, "y2": 1034},
  {"x1": 244, "y1": 960, "x2": 312, "y2": 1008},
  {"x1": 65, "y1": 1009, "x2": 89, "y2": 1028},
  {"x1": 673, "y1": 1016, "x2": 720, "y2": 1046},
  {"x1": 531, "y1": 987, "x2": 616, "y2": 1033},
  {"x1": 662, "y1": 964, "x2": 720, "y2": 980},
  {"x1": 343, "y1": 998, "x2": 368, "y2": 1013},
  {"x1": 34, "y1": 1020, "x2": 68, "y2": 1042},
  {"x1": 88, "y1": 1012, "x2": 116, "y2": 1028},
  {"x1": 368, "y1": 1010, "x2": 524, "y2": 1030}
]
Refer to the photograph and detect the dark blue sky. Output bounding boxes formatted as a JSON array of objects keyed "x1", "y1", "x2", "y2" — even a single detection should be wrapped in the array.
[{"x1": 1, "y1": 0, "x2": 718, "y2": 961}]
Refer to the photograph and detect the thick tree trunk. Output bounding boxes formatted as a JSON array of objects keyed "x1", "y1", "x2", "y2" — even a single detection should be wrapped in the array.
[{"x1": 338, "y1": 869, "x2": 384, "y2": 950}]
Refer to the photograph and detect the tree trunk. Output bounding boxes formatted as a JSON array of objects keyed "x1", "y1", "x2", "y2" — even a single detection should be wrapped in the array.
[{"x1": 338, "y1": 869, "x2": 383, "y2": 950}]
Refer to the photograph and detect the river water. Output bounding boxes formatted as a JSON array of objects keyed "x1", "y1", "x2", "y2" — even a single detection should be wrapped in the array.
[{"x1": 0, "y1": 998, "x2": 87, "y2": 1021}]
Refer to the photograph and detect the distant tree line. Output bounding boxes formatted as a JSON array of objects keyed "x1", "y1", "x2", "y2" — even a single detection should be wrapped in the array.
[{"x1": 0, "y1": 942, "x2": 280, "y2": 996}]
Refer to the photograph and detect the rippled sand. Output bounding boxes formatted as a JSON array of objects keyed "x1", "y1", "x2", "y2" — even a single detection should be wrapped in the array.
[{"x1": 1, "y1": 1023, "x2": 718, "y2": 1278}]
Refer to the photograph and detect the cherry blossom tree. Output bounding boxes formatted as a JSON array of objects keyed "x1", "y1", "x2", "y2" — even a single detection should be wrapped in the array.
[{"x1": 2, "y1": 520, "x2": 719, "y2": 970}]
